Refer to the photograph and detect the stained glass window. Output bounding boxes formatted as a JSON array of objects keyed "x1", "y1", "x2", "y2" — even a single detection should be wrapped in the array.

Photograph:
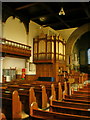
[{"x1": 88, "y1": 49, "x2": 90, "y2": 64}]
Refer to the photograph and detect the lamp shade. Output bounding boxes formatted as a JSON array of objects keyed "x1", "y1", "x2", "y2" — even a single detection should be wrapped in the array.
[{"x1": 59, "y1": 7, "x2": 65, "y2": 15}]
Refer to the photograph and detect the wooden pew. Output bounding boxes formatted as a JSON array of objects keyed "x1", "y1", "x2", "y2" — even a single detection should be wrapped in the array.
[
  {"x1": 51, "y1": 84, "x2": 56, "y2": 100},
  {"x1": 30, "y1": 100, "x2": 90, "y2": 120},
  {"x1": 65, "y1": 94, "x2": 90, "y2": 101},
  {"x1": 50, "y1": 99, "x2": 90, "y2": 109},
  {"x1": 63, "y1": 98, "x2": 90, "y2": 104},
  {"x1": 58, "y1": 82, "x2": 63, "y2": 101},
  {"x1": 1, "y1": 86, "x2": 30, "y2": 115},
  {"x1": 73, "y1": 90, "x2": 90, "y2": 94},
  {"x1": 41, "y1": 86, "x2": 48, "y2": 109},
  {"x1": 50, "y1": 104, "x2": 90, "y2": 116},
  {"x1": 19, "y1": 82, "x2": 57, "y2": 100},
  {"x1": 65, "y1": 84, "x2": 90, "y2": 103},
  {"x1": 1, "y1": 84, "x2": 49, "y2": 114},
  {"x1": 2, "y1": 81, "x2": 63, "y2": 102},
  {"x1": 30, "y1": 86, "x2": 48, "y2": 110},
  {"x1": 50, "y1": 82, "x2": 63, "y2": 101},
  {"x1": 7, "y1": 82, "x2": 52, "y2": 108},
  {"x1": 0, "y1": 112, "x2": 6, "y2": 120},
  {"x1": 1, "y1": 90, "x2": 22, "y2": 120},
  {"x1": 30, "y1": 85, "x2": 90, "y2": 120},
  {"x1": 50, "y1": 82, "x2": 69, "y2": 101},
  {"x1": 50, "y1": 94, "x2": 90, "y2": 117}
]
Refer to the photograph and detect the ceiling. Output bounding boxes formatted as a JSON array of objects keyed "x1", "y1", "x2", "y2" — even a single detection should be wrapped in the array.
[{"x1": 2, "y1": 2, "x2": 90, "y2": 31}]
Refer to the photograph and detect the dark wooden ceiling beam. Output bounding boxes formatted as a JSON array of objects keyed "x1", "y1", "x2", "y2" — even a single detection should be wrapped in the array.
[
  {"x1": 39, "y1": 16, "x2": 89, "y2": 27},
  {"x1": 15, "y1": 2, "x2": 38, "y2": 10},
  {"x1": 30, "y1": 8, "x2": 85, "y2": 21},
  {"x1": 81, "y1": 3, "x2": 90, "y2": 18},
  {"x1": 40, "y1": 3, "x2": 70, "y2": 28}
]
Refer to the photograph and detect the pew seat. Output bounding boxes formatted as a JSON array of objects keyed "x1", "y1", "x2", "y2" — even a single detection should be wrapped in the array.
[
  {"x1": 30, "y1": 102, "x2": 90, "y2": 120},
  {"x1": 50, "y1": 104, "x2": 90, "y2": 116},
  {"x1": 63, "y1": 98, "x2": 90, "y2": 104},
  {"x1": 65, "y1": 95, "x2": 90, "y2": 100},
  {"x1": 51, "y1": 100, "x2": 90, "y2": 109}
]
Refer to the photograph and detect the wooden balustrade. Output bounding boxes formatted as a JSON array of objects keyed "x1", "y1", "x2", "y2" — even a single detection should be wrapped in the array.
[{"x1": 0, "y1": 38, "x2": 31, "y2": 58}]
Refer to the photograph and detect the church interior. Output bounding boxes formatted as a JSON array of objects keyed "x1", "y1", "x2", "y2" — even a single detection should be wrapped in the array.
[{"x1": 0, "y1": 2, "x2": 90, "y2": 120}]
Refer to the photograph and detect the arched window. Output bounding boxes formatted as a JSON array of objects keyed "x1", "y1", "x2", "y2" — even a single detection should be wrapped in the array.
[{"x1": 87, "y1": 49, "x2": 90, "y2": 64}]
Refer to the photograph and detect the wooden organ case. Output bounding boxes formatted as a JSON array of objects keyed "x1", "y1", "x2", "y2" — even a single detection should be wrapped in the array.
[{"x1": 33, "y1": 33, "x2": 66, "y2": 82}]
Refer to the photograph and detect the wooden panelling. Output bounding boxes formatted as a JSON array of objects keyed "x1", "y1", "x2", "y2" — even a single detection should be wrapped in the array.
[
  {"x1": 33, "y1": 34, "x2": 66, "y2": 64},
  {"x1": 16, "y1": 74, "x2": 38, "y2": 81},
  {"x1": 36, "y1": 64, "x2": 55, "y2": 78},
  {"x1": 36, "y1": 61, "x2": 66, "y2": 82},
  {"x1": 0, "y1": 38, "x2": 31, "y2": 58}
]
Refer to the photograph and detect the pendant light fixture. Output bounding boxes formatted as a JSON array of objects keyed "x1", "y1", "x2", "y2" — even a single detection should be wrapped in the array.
[{"x1": 59, "y1": 7, "x2": 65, "y2": 15}]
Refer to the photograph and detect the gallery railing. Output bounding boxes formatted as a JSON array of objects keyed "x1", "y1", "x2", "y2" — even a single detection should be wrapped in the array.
[{"x1": 0, "y1": 38, "x2": 31, "y2": 57}]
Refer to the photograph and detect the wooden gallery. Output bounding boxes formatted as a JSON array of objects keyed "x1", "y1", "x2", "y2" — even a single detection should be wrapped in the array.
[{"x1": 0, "y1": 2, "x2": 90, "y2": 120}]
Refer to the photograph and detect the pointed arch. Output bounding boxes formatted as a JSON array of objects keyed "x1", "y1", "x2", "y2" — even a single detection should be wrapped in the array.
[{"x1": 66, "y1": 23, "x2": 90, "y2": 65}]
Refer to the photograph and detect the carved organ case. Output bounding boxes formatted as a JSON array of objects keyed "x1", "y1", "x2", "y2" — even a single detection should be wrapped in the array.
[{"x1": 33, "y1": 33, "x2": 66, "y2": 63}]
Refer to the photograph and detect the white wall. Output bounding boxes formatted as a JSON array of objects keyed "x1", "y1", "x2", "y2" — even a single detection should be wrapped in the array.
[
  {"x1": 3, "y1": 16, "x2": 27, "y2": 44},
  {"x1": 2, "y1": 18, "x2": 61, "y2": 75},
  {"x1": 3, "y1": 57, "x2": 25, "y2": 74},
  {"x1": 0, "y1": 20, "x2": 2, "y2": 38},
  {"x1": 2, "y1": 16, "x2": 27, "y2": 75},
  {"x1": 28, "y1": 21, "x2": 60, "y2": 75},
  {"x1": 29, "y1": 20, "x2": 60, "y2": 62},
  {"x1": 29, "y1": 20, "x2": 41, "y2": 62},
  {"x1": 57, "y1": 28, "x2": 77, "y2": 42},
  {"x1": 0, "y1": 57, "x2": 3, "y2": 82}
]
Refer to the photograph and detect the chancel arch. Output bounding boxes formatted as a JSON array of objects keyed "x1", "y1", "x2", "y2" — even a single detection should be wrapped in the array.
[{"x1": 66, "y1": 23, "x2": 90, "y2": 71}]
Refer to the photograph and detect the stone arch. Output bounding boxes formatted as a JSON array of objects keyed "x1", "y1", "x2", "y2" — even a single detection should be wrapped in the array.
[{"x1": 66, "y1": 23, "x2": 90, "y2": 65}]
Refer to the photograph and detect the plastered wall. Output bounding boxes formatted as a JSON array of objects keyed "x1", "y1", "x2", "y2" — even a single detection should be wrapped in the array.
[
  {"x1": 2, "y1": 16, "x2": 27, "y2": 74},
  {"x1": 2, "y1": 17, "x2": 60, "y2": 75},
  {"x1": 57, "y1": 27, "x2": 77, "y2": 42},
  {"x1": 3, "y1": 16, "x2": 27, "y2": 44}
]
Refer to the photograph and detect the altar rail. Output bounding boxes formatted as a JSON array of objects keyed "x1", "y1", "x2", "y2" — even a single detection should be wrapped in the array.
[{"x1": 0, "y1": 38, "x2": 31, "y2": 58}]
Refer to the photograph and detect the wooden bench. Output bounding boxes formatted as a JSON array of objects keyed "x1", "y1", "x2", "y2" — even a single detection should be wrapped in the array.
[
  {"x1": 50, "y1": 82, "x2": 70, "y2": 101},
  {"x1": 6, "y1": 82, "x2": 57, "y2": 108},
  {"x1": 30, "y1": 99, "x2": 90, "y2": 120},
  {"x1": 63, "y1": 98, "x2": 90, "y2": 104},
  {"x1": 50, "y1": 104, "x2": 90, "y2": 116},
  {"x1": 1, "y1": 84, "x2": 49, "y2": 114},
  {"x1": 50, "y1": 100, "x2": 90, "y2": 109},
  {"x1": 0, "y1": 113, "x2": 6, "y2": 120},
  {"x1": 19, "y1": 82, "x2": 59, "y2": 100},
  {"x1": 65, "y1": 94, "x2": 90, "y2": 101},
  {"x1": 30, "y1": 84, "x2": 90, "y2": 120},
  {"x1": 73, "y1": 90, "x2": 90, "y2": 94},
  {"x1": 1, "y1": 90, "x2": 22, "y2": 120}
]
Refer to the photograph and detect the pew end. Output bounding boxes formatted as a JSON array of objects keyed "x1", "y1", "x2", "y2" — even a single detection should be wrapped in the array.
[
  {"x1": 58, "y1": 82, "x2": 63, "y2": 101},
  {"x1": 30, "y1": 102, "x2": 38, "y2": 116},
  {"x1": 12, "y1": 90, "x2": 22, "y2": 119},
  {"x1": 29, "y1": 87, "x2": 37, "y2": 106},
  {"x1": 49, "y1": 95, "x2": 56, "y2": 106},
  {"x1": 42, "y1": 85, "x2": 49, "y2": 110},
  {"x1": 51, "y1": 84, "x2": 56, "y2": 100},
  {"x1": 0, "y1": 113, "x2": 6, "y2": 120}
]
